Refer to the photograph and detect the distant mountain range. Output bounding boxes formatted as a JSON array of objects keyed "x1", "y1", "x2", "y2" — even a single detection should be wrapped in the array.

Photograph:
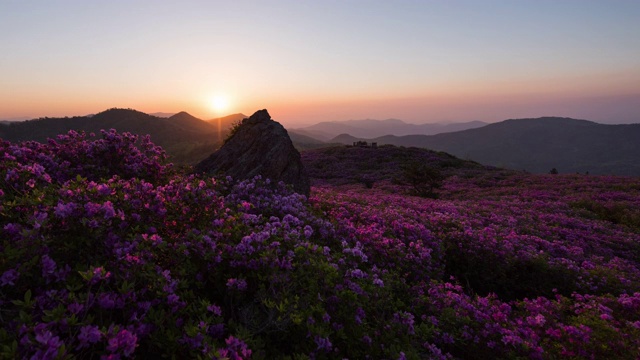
[
  {"x1": 3, "y1": 110, "x2": 639, "y2": 175},
  {"x1": 149, "y1": 112, "x2": 176, "y2": 118},
  {"x1": 330, "y1": 117, "x2": 640, "y2": 176},
  {"x1": 293, "y1": 118, "x2": 487, "y2": 140},
  {"x1": 0, "y1": 109, "x2": 330, "y2": 164}
]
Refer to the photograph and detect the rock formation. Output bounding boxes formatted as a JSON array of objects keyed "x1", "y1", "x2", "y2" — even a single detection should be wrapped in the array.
[{"x1": 195, "y1": 109, "x2": 310, "y2": 196}]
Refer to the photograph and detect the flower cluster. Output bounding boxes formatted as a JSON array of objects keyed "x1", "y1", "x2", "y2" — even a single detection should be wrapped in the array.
[
  {"x1": 1, "y1": 134, "x2": 639, "y2": 359},
  {"x1": 309, "y1": 171, "x2": 640, "y2": 358},
  {"x1": 1, "y1": 129, "x2": 171, "y2": 192}
]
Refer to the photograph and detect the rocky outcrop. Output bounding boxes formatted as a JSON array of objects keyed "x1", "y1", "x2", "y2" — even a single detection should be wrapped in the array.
[{"x1": 194, "y1": 109, "x2": 310, "y2": 196}]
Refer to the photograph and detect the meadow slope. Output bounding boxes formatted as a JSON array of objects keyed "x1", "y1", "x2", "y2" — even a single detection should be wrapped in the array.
[{"x1": 1, "y1": 132, "x2": 639, "y2": 359}]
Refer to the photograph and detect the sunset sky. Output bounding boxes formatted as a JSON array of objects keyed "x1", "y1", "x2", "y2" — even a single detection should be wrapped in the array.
[{"x1": 1, "y1": 0, "x2": 639, "y2": 126}]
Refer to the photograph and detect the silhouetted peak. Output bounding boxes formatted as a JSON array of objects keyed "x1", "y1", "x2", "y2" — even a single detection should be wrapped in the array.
[
  {"x1": 169, "y1": 111, "x2": 200, "y2": 121},
  {"x1": 244, "y1": 109, "x2": 272, "y2": 124},
  {"x1": 195, "y1": 108, "x2": 310, "y2": 196},
  {"x1": 501, "y1": 117, "x2": 597, "y2": 126},
  {"x1": 93, "y1": 108, "x2": 151, "y2": 120}
]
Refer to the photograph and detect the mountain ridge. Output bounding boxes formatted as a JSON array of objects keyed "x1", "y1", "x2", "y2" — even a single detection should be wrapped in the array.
[
  {"x1": 329, "y1": 117, "x2": 640, "y2": 176},
  {"x1": 0, "y1": 108, "x2": 223, "y2": 164},
  {"x1": 0, "y1": 108, "x2": 330, "y2": 164},
  {"x1": 294, "y1": 118, "x2": 488, "y2": 140}
]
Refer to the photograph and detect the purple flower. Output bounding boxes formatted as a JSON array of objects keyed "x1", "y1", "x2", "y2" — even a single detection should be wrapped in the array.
[
  {"x1": 0, "y1": 269, "x2": 19, "y2": 286},
  {"x1": 167, "y1": 293, "x2": 180, "y2": 305},
  {"x1": 67, "y1": 302, "x2": 84, "y2": 315},
  {"x1": 106, "y1": 329, "x2": 137, "y2": 356},
  {"x1": 393, "y1": 311, "x2": 415, "y2": 335},
  {"x1": 322, "y1": 312, "x2": 331, "y2": 323},
  {"x1": 207, "y1": 304, "x2": 222, "y2": 316},
  {"x1": 98, "y1": 293, "x2": 117, "y2": 309},
  {"x1": 84, "y1": 202, "x2": 101, "y2": 217},
  {"x1": 226, "y1": 278, "x2": 247, "y2": 291},
  {"x1": 103, "y1": 201, "x2": 116, "y2": 219},
  {"x1": 90, "y1": 266, "x2": 112, "y2": 284},
  {"x1": 303, "y1": 225, "x2": 313, "y2": 238},
  {"x1": 355, "y1": 307, "x2": 366, "y2": 324},
  {"x1": 77, "y1": 325, "x2": 102, "y2": 348},
  {"x1": 350, "y1": 268, "x2": 366, "y2": 279},
  {"x1": 3, "y1": 223, "x2": 21, "y2": 235},
  {"x1": 97, "y1": 183, "x2": 112, "y2": 196},
  {"x1": 41, "y1": 255, "x2": 57, "y2": 277},
  {"x1": 314, "y1": 335, "x2": 333, "y2": 352},
  {"x1": 33, "y1": 211, "x2": 48, "y2": 229},
  {"x1": 362, "y1": 335, "x2": 372, "y2": 346},
  {"x1": 221, "y1": 336, "x2": 252, "y2": 359},
  {"x1": 32, "y1": 323, "x2": 64, "y2": 358},
  {"x1": 54, "y1": 201, "x2": 76, "y2": 218}
]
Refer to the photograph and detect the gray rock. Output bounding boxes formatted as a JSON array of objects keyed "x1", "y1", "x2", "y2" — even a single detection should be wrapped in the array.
[{"x1": 195, "y1": 109, "x2": 310, "y2": 196}]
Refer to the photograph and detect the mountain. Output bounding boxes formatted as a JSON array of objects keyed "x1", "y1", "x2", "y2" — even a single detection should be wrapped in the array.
[
  {"x1": 301, "y1": 144, "x2": 509, "y2": 187},
  {"x1": 168, "y1": 111, "x2": 220, "y2": 133},
  {"x1": 287, "y1": 130, "x2": 336, "y2": 150},
  {"x1": 207, "y1": 113, "x2": 247, "y2": 125},
  {"x1": 329, "y1": 117, "x2": 640, "y2": 176},
  {"x1": 0, "y1": 116, "x2": 33, "y2": 122},
  {"x1": 294, "y1": 118, "x2": 487, "y2": 140},
  {"x1": 330, "y1": 133, "x2": 360, "y2": 144},
  {"x1": 0, "y1": 108, "x2": 333, "y2": 165},
  {"x1": 0, "y1": 108, "x2": 225, "y2": 164},
  {"x1": 149, "y1": 112, "x2": 176, "y2": 118}
]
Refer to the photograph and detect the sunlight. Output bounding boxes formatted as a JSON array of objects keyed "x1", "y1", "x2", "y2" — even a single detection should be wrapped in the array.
[{"x1": 210, "y1": 95, "x2": 229, "y2": 114}]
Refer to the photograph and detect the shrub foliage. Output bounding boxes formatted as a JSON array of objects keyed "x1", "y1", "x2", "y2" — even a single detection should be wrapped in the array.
[{"x1": 1, "y1": 131, "x2": 640, "y2": 359}]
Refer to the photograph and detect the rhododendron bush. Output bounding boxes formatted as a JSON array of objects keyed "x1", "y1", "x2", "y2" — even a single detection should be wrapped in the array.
[{"x1": 1, "y1": 131, "x2": 639, "y2": 359}]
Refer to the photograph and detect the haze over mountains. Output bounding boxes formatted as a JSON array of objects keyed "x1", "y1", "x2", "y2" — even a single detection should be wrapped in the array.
[
  {"x1": 1, "y1": 109, "x2": 639, "y2": 176},
  {"x1": 293, "y1": 119, "x2": 487, "y2": 141},
  {"x1": 0, "y1": 109, "x2": 247, "y2": 164},
  {"x1": 0, "y1": 109, "x2": 336, "y2": 164},
  {"x1": 332, "y1": 117, "x2": 640, "y2": 176}
]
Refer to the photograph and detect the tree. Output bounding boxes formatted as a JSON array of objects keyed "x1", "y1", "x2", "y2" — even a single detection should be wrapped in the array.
[
  {"x1": 400, "y1": 161, "x2": 444, "y2": 198},
  {"x1": 357, "y1": 174, "x2": 375, "y2": 189},
  {"x1": 549, "y1": 168, "x2": 559, "y2": 175}
]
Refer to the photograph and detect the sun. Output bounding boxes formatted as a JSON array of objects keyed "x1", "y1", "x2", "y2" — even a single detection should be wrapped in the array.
[{"x1": 210, "y1": 95, "x2": 229, "y2": 114}]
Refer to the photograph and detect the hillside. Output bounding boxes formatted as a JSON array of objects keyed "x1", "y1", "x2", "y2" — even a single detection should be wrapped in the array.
[
  {"x1": 329, "y1": 117, "x2": 640, "y2": 176},
  {"x1": 0, "y1": 108, "x2": 223, "y2": 164},
  {"x1": 301, "y1": 145, "x2": 511, "y2": 188},
  {"x1": 294, "y1": 118, "x2": 487, "y2": 140},
  {"x1": 2, "y1": 132, "x2": 640, "y2": 359},
  {"x1": 0, "y1": 109, "x2": 331, "y2": 164},
  {"x1": 206, "y1": 113, "x2": 247, "y2": 127}
]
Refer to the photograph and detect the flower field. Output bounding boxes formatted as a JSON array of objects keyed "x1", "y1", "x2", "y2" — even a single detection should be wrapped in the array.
[{"x1": 2, "y1": 133, "x2": 640, "y2": 359}]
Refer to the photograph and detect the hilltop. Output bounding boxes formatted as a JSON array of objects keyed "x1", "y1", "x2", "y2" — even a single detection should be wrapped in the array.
[
  {"x1": 3, "y1": 111, "x2": 639, "y2": 176},
  {"x1": 330, "y1": 117, "x2": 640, "y2": 176},
  {"x1": 293, "y1": 118, "x2": 487, "y2": 140},
  {"x1": 0, "y1": 109, "x2": 326, "y2": 164},
  {"x1": 301, "y1": 144, "x2": 512, "y2": 189},
  {"x1": 2, "y1": 129, "x2": 640, "y2": 358}
]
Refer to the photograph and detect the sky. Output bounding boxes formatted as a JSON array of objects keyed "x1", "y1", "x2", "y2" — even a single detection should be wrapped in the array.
[{"x1": 1, "y1": 0, "x2": 639, "y2": 127}]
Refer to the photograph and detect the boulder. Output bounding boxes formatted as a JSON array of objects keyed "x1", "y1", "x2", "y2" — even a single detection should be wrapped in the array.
[{"x1": 195, "y1": 109, "x2": 310, "y2": 196}]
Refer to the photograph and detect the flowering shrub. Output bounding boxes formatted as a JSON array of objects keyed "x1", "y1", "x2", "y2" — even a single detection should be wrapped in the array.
[
  {"x1": 2, "y1": 133, "x2": 640, "y2": 359},
  {"x1": 1, "y1": 129, "x2": 171, "y2": 190}
]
